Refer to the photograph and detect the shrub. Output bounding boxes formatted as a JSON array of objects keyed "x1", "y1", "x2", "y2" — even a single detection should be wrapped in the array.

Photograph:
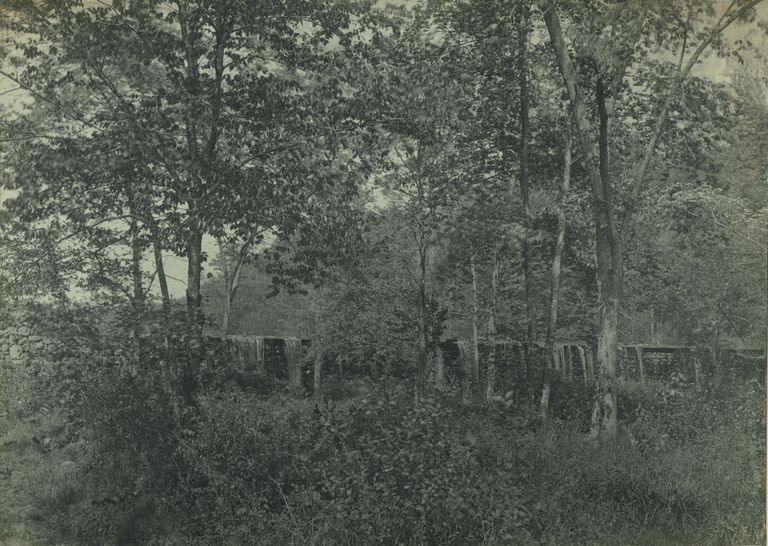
[{"x1": 170, "y1": 391, "x2": 537, "y2": 545}]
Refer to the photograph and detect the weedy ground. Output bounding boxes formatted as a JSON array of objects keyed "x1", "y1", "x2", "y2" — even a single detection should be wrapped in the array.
[{"x1": 0, "y1": 371, "x2": 764, "y2": 545}]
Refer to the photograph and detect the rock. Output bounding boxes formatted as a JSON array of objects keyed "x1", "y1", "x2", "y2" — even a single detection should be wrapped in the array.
[
  {"x1": 9, "y1": 346, "x2": 23, "y2": 360},
  {"x1": 18, "y1": 326, "x2": 30, "y2": 336}
]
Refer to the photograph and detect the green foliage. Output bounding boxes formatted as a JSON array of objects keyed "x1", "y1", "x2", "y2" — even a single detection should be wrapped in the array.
[{"x1": 165, "y1": 389, "x2": 537, "y2": 545}]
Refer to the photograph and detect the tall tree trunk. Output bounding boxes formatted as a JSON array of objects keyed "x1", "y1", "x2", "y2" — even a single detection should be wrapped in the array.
[
  {"x1": 129, "y1": 216, "x2": 144, "y2": 373},
  {"x1": 470, "y1": 251, "x2": 481, "y2": 395},
  {"x1": 152, "y1": 236, "x2": 171, "y2": 321},
  {"x1": 217, "y1": 236, "x2": 232, "y2": 341},
  {"x1": 540, "y1": 123, "x2": 572, "y2": 420},
  {"x1": 591, "y1": 77, "x2": 621, "y2": 436},
  {"x1": 486, "y1": 245, "x2": 500, "y2": 399},
  {"x1": 536, "y1": 0, "x2": 756, "y2": 438},
  {"x1": 517, "y1": 0, "x2": 537, "y2": 390},
  {"x1": 416, "y1": 242, "x2": 429, "y2": 400},
  {"x1": 538, "y1": 0, "x2": 620, "y2": 436},
  {"x1": 149, "y1": 223, "x2": 181, "y2": 423},
  {"x1": 184, "y1": 223, "x2": 204, "y2": 405}
]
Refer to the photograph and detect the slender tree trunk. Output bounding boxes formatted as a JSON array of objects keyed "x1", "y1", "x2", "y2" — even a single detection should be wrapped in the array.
[
  {"x1": 217, "y1": 237, "x2": 232, "y2": 340},
  {"x1": 416, "y1": 243, "x2": 429, "y2": 399},
  {"x1": 152, "y1": 236, "x2": 171, "y2": 321},
  {"x1": 217, "y1": 236, "x2": 252, "y2": 342},
  {"x1": 517, "y1": 0, "x2": 537, "y2": 390},
  {"x1": 540, "y1": 125, "x2": 572, "y2": 419},
  {"x1": 470, "y1": 251, "x2": 481, "y2": 395},
  {"x1": 129, "y1": 216, "x2": 144, "y2": 373},
  {"x1": 486, "y1": 245, "x2": 500, "y2": 399},
  {"x1": 536, "y1": 0, "x2": 754, "y2": 437},
  {"x1": 148, "y1": 222, "x2": 180, "y2": 422},
  {"x1": 538, "y1": 1, "x2": 620, "y2": 436},
  {"x1": 184, "y1": 223, "x2": 204, "y2": 405}
]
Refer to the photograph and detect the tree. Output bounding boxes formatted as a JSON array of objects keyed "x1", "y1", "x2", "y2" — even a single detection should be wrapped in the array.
[
  {"x1": 536, "y1": 0, "x2": 765, "y2": 436},
  {"x1": 1, "y1": 0, "x2": 372, "y2": 403},
  {"x1": 540, "y1": 121, "x2": 573, "y2": 418}
]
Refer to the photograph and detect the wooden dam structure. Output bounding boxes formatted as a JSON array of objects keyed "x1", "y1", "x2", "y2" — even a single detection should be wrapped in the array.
[{"x1": 204, "y1": 335, "x2": 765, "y2": 392}]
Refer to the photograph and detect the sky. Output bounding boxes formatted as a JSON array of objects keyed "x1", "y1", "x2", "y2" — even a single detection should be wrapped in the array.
[{"x1": 0, "y1": 0, "x2": 765, "y2": 300}]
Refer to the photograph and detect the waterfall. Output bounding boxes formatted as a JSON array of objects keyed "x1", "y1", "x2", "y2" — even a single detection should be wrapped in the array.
[
  {"x1": 558, "y1": 344, "x2": 566, "y2": 375},
  {"x1": 576, "y1": 345, "x2": 588, "y2": 385},
  {"x1": 586, "y1": 349, "x2": 595, "y2": 382},
  {"x1": 228, "y1": 336, "x2": 248, "y2": 372},
  {"x1": 227, "y1": 336, "x2": 265, "y2": 372},
  {"x1": 284, "y1": 337, "x2": 303, "y2": 386},
  {"x1": 456, "y1": 341, "x2": 470, "y2": 375},
  {"x1": 255, "y1": 337, "x2": 265, "y2": 373}
]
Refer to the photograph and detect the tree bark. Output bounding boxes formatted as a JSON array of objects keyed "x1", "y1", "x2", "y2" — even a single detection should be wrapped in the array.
[{"x1": 540, "y1": 122, "x2": 572, "y2": 420}]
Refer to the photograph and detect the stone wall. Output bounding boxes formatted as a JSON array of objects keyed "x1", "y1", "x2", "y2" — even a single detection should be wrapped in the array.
[{"x1": 0, "y1": 311, "x2": 56, "y2": 368}]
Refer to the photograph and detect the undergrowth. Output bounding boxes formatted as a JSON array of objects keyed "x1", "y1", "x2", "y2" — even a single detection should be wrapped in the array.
[{"x1": 0, "y1": 359, "x2": 764, "y2": 545}]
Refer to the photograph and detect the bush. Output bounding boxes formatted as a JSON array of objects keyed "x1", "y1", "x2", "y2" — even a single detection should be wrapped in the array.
[{"x1": 170, "y1": 391, "x2": 537, "y2": 544}]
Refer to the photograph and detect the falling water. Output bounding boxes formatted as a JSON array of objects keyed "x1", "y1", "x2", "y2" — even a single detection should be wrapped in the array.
[
  {"x1": 576, "y1": 345, "x2": 588, "y2": 384},
  {"x1": 255, "y1": 337, "x2": 265, "y2": 373},
  {"x1": 228, "y1": 336, "x2": 265, "y2": 372},
  {"x1": 456, "y1": 341, "x2": 472, "y2": 401},
  {"x1": 284, "y1": 338, "x2": 303, "y2": 386},
  {"x1": 557, "y1": 344, "x2": 566, "y2": 375},
  {"x1": 456, "y1": 341, "x2": 470, "y2": 375}
]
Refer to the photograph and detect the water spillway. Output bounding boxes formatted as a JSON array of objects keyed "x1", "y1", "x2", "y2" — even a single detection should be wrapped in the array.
[{"x1": 205, "y1": 334, "x2": 763, "y2": 392}]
